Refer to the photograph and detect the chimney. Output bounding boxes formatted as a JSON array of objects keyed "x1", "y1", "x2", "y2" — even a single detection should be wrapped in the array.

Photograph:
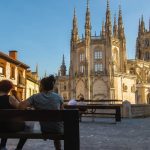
[{"x1": 9, "y1": 50, "x2": 18, "y2": 60}]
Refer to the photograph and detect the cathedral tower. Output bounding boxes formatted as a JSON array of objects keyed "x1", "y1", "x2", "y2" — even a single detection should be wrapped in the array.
[{"x1": 136, "y1": 16, "x2": 150, "y2": 61}]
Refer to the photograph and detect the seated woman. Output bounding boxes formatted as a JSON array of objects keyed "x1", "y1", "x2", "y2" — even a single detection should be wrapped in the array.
[{"x1": 0, "y1": 80, "x2": 26, "y2": 150}]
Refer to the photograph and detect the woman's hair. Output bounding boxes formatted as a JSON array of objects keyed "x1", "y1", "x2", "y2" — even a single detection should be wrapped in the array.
[
  {"x1": 0, "y1": 80, "x2": 13, "y2": 93},
  {"x1": 40, "y1": 75, "x2": 56, "y2": 91}
]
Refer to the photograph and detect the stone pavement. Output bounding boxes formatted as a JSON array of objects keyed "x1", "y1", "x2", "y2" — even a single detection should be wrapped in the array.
[{"x1": 4, "y1": 117, "x2": 150, "y2": 150}]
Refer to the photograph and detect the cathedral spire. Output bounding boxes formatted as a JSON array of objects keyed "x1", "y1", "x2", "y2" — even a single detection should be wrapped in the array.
[
  {"x1": 140, "y1": 15, "x2": 145, "y2": 34},
  {"x1": 105, "y1": 0, "x2": 112, "y2": 37},
  {"x1": 60, "y1": 54, "x2": 66, "y2": 76},
  {"x1": 138, "y1": 19, "x2": 141, "y2": 36},
  {"x1": 107, "y1": 0, "x2": 110, "y2": 10},
  {"x1": 101, "y1": 21, "x2": 105, "y2": 38},
  {"x1": 62, "y1": 54, "x2": 65, "y2": 65},
  {"x1": 113, "y1": 13, "x2": 118, "y2": 38},
  {"x1": 149, "y1": 18, "x2": 150, "y2": 31},
  {"x1": 44, "y1": 71, "x2": 47, "y2": 77},
  {"x1": 71, "y1": 7, "x2": 79, "y2": 43},
  {"x1": 118, "y1": 5, "x2": 125, "y2": 39},
  {"x1": 36, "y1": 64, "x2": 38, "y2": 75},
  {"x1": 85, "y1": 0, "x2": 91, "y2": 39},
  {"x1": 87, "y1": 0, "x2": 89, "y2": 9}
]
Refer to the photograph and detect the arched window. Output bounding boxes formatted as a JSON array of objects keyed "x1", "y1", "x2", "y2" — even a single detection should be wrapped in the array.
[
  {"x1": 95, "y1": 63, "x2": 103, "y2": 72},
  {"x1": 80, "y1": 53, "x2": 85, "y2": 62},
  {"x1": 94, "y1": 50, "x2": 102, "y2": 60},
  {"x1": 144, "y1": 52, "x2": 150, "y2": 60},
  {"x1": 80, "y1": 65, "x2": 84, "y2": 73},
  {"x1": 147, "y1": 93, "x2": 150, "y2": 104}
]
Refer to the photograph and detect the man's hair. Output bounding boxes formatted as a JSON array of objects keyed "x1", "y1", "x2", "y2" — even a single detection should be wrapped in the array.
[
  {"x1": 40, "y1": 75, "x2": 56, "y2": 91},
  {"x1": 0, "y1": 80, "x2": 13, "y2": 93}
]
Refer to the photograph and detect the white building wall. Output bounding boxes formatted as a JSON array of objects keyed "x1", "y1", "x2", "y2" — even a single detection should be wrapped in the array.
[
  {"x1": 115, "y1": 76, "x2": 136, "y2": 104},
  {"x1": 26, "y1": 79, "x2": 39, "y2": 99}
]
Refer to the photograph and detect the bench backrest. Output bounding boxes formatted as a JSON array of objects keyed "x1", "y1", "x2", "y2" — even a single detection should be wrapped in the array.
[
  {"x1": 0, "y1": 109, "x2": 80, "y2": 150},
  {"x1": 64, "y1": 105, "x2": 121, "y2": 122},
  {"x1": 64, "y1": 99, "x2": 123, "y2": 104}
]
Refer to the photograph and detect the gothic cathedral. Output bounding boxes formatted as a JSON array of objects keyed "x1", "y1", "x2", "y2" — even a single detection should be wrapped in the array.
[{"x1": 56, "y1": 0, "x2": 150, "y2": 104}]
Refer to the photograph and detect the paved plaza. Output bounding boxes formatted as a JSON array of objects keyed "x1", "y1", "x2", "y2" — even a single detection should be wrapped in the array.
[{"x1": 5, "y1": 117, "x2": 150, "y2": 150}]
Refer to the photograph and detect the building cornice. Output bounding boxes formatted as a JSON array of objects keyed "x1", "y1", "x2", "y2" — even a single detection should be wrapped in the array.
[{"x1": 0, "y1": 51, "x2": 29, "y2": 69}]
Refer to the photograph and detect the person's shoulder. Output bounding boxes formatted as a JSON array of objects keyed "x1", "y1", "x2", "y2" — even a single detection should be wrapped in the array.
[
  {"x1": 27, "y1": 93, "x2": 41, "y2": 101},
  {"x1": 52, "y1": 92, "x2": 61, "y2": 97},
  {"x1": 68, "y1": 99, "x2": 77, "y2": 105},
  {"x1": 51, "y1": 92, "x2": 63, "y2": 101}
]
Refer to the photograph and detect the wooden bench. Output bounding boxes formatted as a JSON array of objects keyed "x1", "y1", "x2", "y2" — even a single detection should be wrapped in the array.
[
  {"x1": 64, "y1": 99, "x2": 123, "y2": 105},
  {"x1": 0, "y1": 109, "x2": 80, "y2": 150},
  {"x1": 65, "y1": 105, "x2": 121, "y2": 122}
]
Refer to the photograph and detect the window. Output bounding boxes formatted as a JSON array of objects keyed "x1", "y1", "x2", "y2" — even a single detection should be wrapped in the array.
[
  {"x1": 144, "y1": 52, "x2": 150, "y2": 60},
  {"x1": 147, "y1": 93, "x2": 150, "y2": 104},
  {"x1": 0, "y1": 66, "x2": 4, "y2": 74},
  {"x1": 80, "y1": 65, "x2": 84, "y2": 73},
  {"x1": 10, "y1": 66, "x2": 15, "y2": 79},
  {"x1": 80, "y1": 53, "x2": 85, "y2": 62},
  {"x1": 29, "y1": 88, "x2": 32, "y2": 96},
  {"x1": 95, "y1": 63, "x2": 103, "y2": 72},
  {"x1": 18, "y1": 70, "x2": 25, "y2": 85},
  {"x1": 123, "y1": 84, "x2": 127, "y2": 92},
  {"x1": 94, "y1": 51, "x2": 102, "y2": 60},
  {"x1": 0, "y1": 63, "x2": 5, "y2": 76}
]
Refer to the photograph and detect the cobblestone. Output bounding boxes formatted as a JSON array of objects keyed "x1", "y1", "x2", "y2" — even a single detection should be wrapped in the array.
[{"x1": 4, "y1": 117, "x2": 150, "y2": 150}]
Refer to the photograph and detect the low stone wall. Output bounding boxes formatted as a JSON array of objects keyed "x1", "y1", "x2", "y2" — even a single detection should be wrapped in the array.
[
  {"x1": 131, "y1": 104, "x2": 150, "y2": 118},
  {"x1": 122, "y1": 101, "x2": 150, "y2": 118}
]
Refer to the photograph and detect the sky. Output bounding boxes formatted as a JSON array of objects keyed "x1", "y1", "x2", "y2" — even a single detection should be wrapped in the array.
[{"x1": 0, "y1": 0, "x2": 149, "y2": 78}]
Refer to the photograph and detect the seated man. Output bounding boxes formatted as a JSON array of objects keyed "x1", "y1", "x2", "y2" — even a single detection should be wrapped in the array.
[
  {"x1": 77, "y1": 97, "x2": 87, "y2": 106},
  {"x1": 18, "y1": 75, "x2": 63, "y2": 150}
]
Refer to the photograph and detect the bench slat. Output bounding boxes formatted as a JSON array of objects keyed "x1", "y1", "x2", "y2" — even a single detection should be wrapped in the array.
[
  {"x1": 0, "y1": 131, "x2": 64, "y2": 139},
  {"x1": 0, "y1": 110, "x2": 64, "y2": 121}
]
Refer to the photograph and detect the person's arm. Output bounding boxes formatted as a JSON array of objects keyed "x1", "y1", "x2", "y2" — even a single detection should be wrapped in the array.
[
  {"x1": 18, "y1": 100, "x2": 31, "y2": 110},
  {"x1": 18, "y1": 94, "x2": 36, "y2": 110},
  {"x1": 10, "y1": 90, "x2": 22, "y2": 102},
  {"x1": 60, "y1": 96, "x2": 64, "y2": 110},
  {"x1": 60, "y1": 103, "x2": 64, "y2": 110},
  {"x1": 9, "y1": 96, "x2": 20, "y2": 108}
]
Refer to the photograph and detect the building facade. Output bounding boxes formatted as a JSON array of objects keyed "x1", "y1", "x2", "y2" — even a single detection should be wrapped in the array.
[
  {"x1": 26, "y1": 69, "x2": 39, "y2": 99},
  {"x1": 0, "y1": 50, "x2": 39, "y2": 100},
  {"x1": 56, "y1": 0, "x2": 150, "y2": 104}
]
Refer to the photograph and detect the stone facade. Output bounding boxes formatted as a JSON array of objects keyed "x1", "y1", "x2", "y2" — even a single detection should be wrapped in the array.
[
  {"x1": 57, "y1": 1, "x2": 150, "y2": 104},
  {"x1": 26, "y1": 69, "x2": 39, "y2": 99},
  {"x1": 0, "y1": 50, "x2": 39, "y2": 100}
]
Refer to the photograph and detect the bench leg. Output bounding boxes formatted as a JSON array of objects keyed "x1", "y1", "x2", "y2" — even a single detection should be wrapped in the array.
[
  {"x1": 92, "y1": 113, "x2": 95, "y2": 122},
  {"x1": 15, "y1": 138, "x2": 27, "y2": 150},
  {"x1": 64, "y1": 111, "x2": 80, "y2": 150},
  {"x1": 0, "y1": 138, "x2": 7, "y2": 148},
  {"x1": 54, "y1": 140, "x2": 61, "y2": 150},
  {"x1": 116, "y1": 108, "x2": 121, "y2": 122},
  {"x1": 79, "y1": 113, "x2": 82, "y2": 122}
]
